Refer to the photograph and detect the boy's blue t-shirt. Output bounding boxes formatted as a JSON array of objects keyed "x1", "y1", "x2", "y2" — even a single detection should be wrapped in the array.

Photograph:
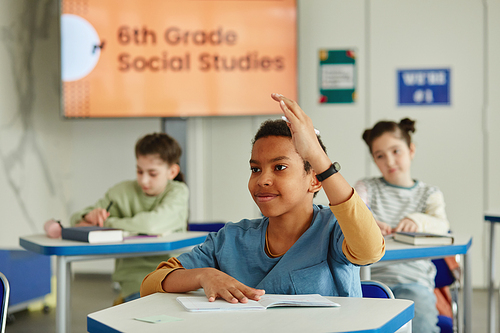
[{"x1": 177, "y1": 205, "x2": 362, "y2": 297}]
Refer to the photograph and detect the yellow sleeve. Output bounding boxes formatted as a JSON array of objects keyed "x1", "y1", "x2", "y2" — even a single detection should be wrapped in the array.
[
  {"x1": 140, "y1": 257, "x2": 184, "y2": 297},
  {"x1": 330, "y1": 189, "x2": 385, "y2": 265}
]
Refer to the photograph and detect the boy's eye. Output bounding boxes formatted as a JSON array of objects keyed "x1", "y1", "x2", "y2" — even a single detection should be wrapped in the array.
[
  {"x1": 375, "y1": 155, "x2": 383, "y2": 160},
  {"x1": 250, "y1": 167, "x2": 260, "y2": 173},
  {"x1": 393, "y1": 149, "x2": 400, "y2": 154},
  {"x1": 275, "y1": 164, "x2": 287, "y2": 171},
  {"x1": 149, "y1": 173, "x2": 157, "y2": 177},
  {"x1": 137, "y1": 170, "x2": 143, "y2": 174}
]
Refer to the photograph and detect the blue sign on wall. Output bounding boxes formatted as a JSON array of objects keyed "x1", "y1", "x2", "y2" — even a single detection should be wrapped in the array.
[{"x1": 398, "y1": 69, "x2": 450, "y2": 106}]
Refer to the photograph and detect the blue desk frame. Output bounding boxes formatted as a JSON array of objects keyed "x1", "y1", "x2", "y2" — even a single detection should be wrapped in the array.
[
  {"x1": 19, "y1": 232, "x2": 208, "y2": 333},
  {"x1": 485, "y1": 212, "x2": 500, "y2": 333},
  {"x1": 360, "y1": 234, "x2": 472, "y2": 333}
]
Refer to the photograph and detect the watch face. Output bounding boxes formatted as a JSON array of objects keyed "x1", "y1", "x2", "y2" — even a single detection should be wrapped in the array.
[{"x1": 333, "y1": 162, "x2": 341, "y2": 172}]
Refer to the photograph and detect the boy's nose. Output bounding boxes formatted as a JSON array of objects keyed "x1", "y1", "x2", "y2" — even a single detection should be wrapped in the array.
[
  {"x1": 257, "y1": 171, "x2": 273, "y2": 187},
  {"x1": 139, "y1": 175, "x2": 149, "y2": 185}
]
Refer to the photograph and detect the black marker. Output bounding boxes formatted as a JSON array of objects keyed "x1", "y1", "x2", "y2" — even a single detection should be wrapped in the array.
[
  {"x1": 56, "y1": 220, "x2": 64, "y2": 229},
  {"x1": 106, "y1": 201, "x2": 114, "y2": 212}
]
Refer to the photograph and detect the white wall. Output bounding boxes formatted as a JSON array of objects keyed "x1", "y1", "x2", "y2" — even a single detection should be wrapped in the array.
[
  {"x1": 368, "y1": 1, "x2": 485, "y2": 286},
  {"x1": 0, "y1": 1, "x2": 70, "y2": 247},
  {"x1": 1, "y1": 0, "x2": 499, "y2": 287},
  {"x1": 486, "y1": 0, "x2": 500, "y2": 287}
]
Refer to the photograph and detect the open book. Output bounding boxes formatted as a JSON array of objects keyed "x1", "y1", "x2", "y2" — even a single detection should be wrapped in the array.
[{"x1": 176, "y1": 294, "x2": 340, "y2": 312}]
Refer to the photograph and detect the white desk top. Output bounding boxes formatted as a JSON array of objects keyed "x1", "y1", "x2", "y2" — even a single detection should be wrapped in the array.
[
  {"x1": 88, "y1": 292, "x2": 414, "y2": 333},
  {"x1": 19, "y1": 232, "x2": 208, "y2": 256}
]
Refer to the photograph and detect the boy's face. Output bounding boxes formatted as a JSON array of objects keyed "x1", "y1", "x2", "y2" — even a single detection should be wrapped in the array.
[
  {"x1": 371, "y1": 132, "x2": 415, "y2": 187},
  {"x1": 248, "y1": 136, "x2": 316, "y2": 219},
  {"x1": 136, "y1": 154, "x2": 176, "y2": 196}
]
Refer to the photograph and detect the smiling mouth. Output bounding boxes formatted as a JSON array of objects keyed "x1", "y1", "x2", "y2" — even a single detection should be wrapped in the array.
[{"x1": 255, "y1": 193, "x2": 278, "y2": 202}]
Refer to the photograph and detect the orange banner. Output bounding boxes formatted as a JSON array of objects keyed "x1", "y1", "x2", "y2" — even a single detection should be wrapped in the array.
[{"x1": 61, "y1": 0, "x2": 297, "y2": 118}]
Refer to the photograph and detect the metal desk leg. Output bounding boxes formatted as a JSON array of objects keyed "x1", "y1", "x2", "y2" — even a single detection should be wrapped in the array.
[
  {"x1": 360, "y1": 266, "x2": 371, "y2": 280},
  {"x1": 56, "y1": 256, "x2": 71, "y2": 333},
  {"x1": 488, "y1": 221, "x2": 496, "y2": 333},
  {"x1": 463, "y1": 247, "x2": 472, "y2": 333}
]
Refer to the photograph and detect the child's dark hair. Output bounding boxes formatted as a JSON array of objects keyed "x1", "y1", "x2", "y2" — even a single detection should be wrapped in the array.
[
  {"x1": 135, "y1": 133, "x2": 184, "y2": 182},
  {"x1": 252, "y1": 119, "x2": 326, "y2": 197},
  {"x1": 362, "y1": 118, "x2": 416, "y2": 153}
]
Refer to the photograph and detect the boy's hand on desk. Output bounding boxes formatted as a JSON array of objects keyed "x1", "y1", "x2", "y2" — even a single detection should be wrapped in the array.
[
  {"x1": 83, "y1": 208, "x2": 110, "y2": 227},
  {"x1": 200, "y1": 268, "x2": 265, "y2": 304}
]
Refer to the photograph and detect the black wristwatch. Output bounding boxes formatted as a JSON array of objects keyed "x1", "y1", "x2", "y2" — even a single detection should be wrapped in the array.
[{"x1": 316, "y1": 162, "x2": 341, "y2": 182}]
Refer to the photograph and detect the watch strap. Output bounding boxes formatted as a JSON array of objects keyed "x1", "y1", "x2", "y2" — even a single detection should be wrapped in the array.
[{"x1": 315, "y1": 162, "x2": 340, "y2": 182}]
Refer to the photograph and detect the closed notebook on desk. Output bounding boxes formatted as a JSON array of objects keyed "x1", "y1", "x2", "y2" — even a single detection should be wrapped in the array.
[
  {"x1": 61, "y1": 226, "x2": 123, "y2": 244},
  {"x1": 393, "y1": 232, "x2": 454, "y2": 246}
]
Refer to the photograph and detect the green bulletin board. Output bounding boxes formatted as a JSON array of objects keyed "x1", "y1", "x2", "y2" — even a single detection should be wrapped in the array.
[{"x1": 318, "y1": 49, "x2": 356, "y2": 104}]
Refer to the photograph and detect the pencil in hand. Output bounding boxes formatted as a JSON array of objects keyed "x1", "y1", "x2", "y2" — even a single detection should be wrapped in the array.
[{"x1": 106, "y1": 201, "x2": 114, "y2": 212}]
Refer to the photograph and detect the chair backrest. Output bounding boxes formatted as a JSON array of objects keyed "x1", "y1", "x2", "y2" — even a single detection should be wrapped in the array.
[
  {"x1": 0, "y1": 272, "x2": 10, "y2": 333},
  {"x1": 432, "y1": 258, "x2": 456, "y2": 289},
  {"x1": 432, "y1": 258, "x2": 458, "y2": 333},
  {"x1": 361, "y1": 280, "x2": 395, "y2": 299},
  {"x1": 188, "y1": 222, "x2": 226, "y2": 232}
]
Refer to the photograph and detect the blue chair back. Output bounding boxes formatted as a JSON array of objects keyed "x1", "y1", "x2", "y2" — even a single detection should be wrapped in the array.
[
  {"x1": 432, "y1": 258, "x2": 457, "y2": 333},
  {"x1": 188, "y1": 222, "x2": 225, "y2": 232},
  {"x1": 0, "y1": 272, "x2": 10, "y2": 333},
  {"x1": 361, "y1": 280, "x2": 395, "y2": 299},
  {"x1": 432, "y1": 258, "x2": 456, "y2": 288}
]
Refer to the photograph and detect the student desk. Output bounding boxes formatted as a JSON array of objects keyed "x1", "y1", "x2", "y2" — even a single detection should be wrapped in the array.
[
  {"x1": 360, "y1": 234, "x2": 472, "y2": 333},
  {"x1": 485, "y1": 211, "x2": 500, "y2": 333},
  {"x1": 87, "y1": 292, "x2": 414, "y2": 333},
  {"x1": 19, "y1": 232, "x2": 208, "y2": 333}
]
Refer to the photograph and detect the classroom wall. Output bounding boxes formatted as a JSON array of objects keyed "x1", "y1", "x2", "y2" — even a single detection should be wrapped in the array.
[
  {"x1": 0, "y1": 0, "x2": 162, "y2": 273},
  {"x1": 369, "y1": 0, "x2": 485, "y2": 286},
  {"x1": 0, "y1": 1, "x2": 70, "y2": 248},
  {"x1": 487, "y1": 0, "x2": 500, "y2": 275},
  {"x1": 1, "y1": 0, "x2": 499, "y2": 286}
]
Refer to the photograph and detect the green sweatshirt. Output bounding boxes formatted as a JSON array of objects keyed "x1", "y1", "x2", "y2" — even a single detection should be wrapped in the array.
[{"x1": 70, "y1": 180, "x2": 189, "y2": 297}]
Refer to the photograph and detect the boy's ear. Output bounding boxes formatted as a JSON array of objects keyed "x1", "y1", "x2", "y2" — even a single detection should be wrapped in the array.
[
  {"x1": 309, "y1": 172, "x2": 323, "y2": 194},
  {"x1": 167, "y1": 164, "x2": 181, "y2": 180}
]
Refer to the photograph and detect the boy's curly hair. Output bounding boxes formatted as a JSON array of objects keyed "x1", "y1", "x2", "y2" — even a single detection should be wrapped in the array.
[{"x1": 252, "y1": 119, "x2": 327, "y2": 198}]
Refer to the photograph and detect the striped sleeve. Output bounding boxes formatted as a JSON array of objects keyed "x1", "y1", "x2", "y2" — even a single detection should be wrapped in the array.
[{"x1": 406, "y1": 191, "x2": 450, "y2": 234}]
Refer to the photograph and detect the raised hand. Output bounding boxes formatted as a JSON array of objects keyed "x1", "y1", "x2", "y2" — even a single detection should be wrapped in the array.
[
  {"x1": 271, "y1": 93, "x2": 353, "y2": 206},
  {"x1": 271, "y1": 93, "x2": 326, "y2": 166}
]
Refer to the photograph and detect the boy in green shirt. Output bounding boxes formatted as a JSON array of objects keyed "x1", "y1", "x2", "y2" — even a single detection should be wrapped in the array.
[{"x1": 70, "y1": 133, "x2": 189, "y2": 303}]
